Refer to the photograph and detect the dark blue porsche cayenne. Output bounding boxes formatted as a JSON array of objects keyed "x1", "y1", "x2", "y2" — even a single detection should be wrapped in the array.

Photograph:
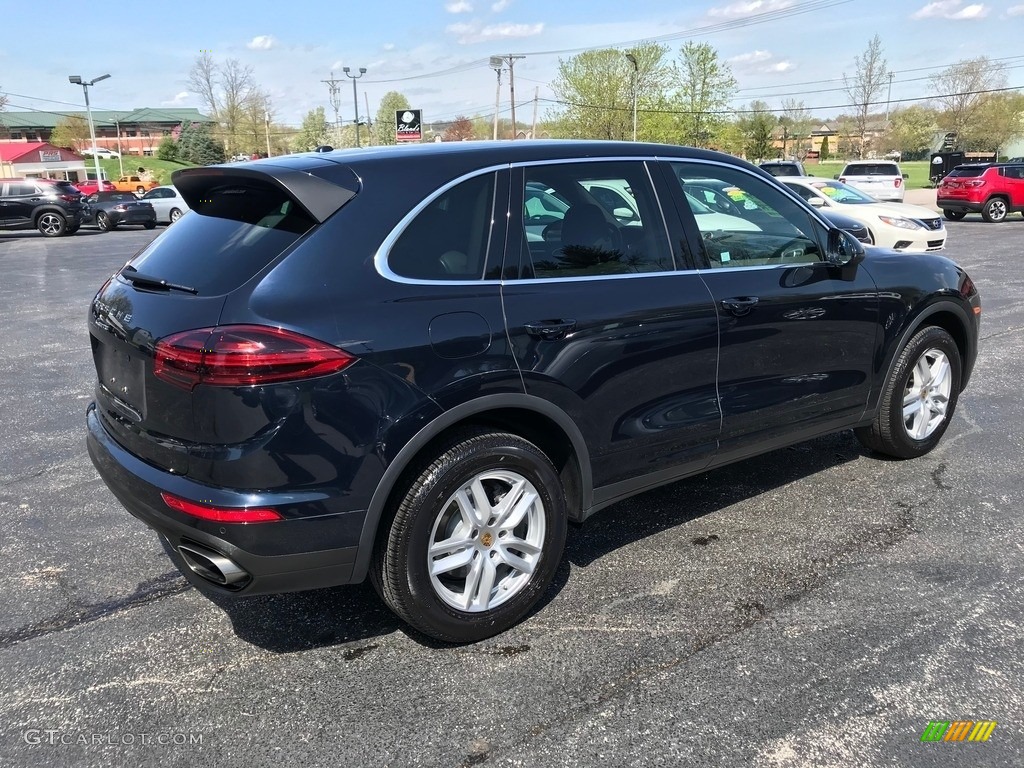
[{"x1": 87, "y1": 141, "x2": 980, "y2": 641}]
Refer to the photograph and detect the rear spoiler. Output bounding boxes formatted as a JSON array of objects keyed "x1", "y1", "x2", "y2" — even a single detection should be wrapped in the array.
[{"x1": 172, "y1": 157, "x2": 359, "y2": 224}]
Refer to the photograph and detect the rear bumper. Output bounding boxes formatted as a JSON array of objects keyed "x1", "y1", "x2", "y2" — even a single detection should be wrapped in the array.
[
  {"x1": 937, "y1": 198, "x2": 983, "y2": 213},
  {"x1": 86, "y1": 403, "x2": 364, "y2": 595}
]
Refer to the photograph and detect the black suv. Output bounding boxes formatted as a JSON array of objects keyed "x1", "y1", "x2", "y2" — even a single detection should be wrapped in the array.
[
  {"x1": 86, "y1": 142, "x2": 980, "y2": 642},
  {"x1": 0, "y1": 178, "x2": 87, "y2": 236}
]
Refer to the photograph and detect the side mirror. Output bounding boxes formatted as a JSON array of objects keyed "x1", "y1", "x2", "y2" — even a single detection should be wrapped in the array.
[
  {"x1": 613, "y1": 207, "x2": 636, "y2": 220},
  {"x1": 833, "y1": 174, "x2": 840, "y2": 180},
  {"x1": 826, "y1": 228, "x2": 865, "y2": 267},
  {"x1": 808, "y1": 196, "x2": 825, "y2": 207},
  {"x1": 902, "y1": 173, "x2": 909, "y2": 179}
]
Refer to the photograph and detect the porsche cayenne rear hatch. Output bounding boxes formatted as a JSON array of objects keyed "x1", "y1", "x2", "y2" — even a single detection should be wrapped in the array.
[{"x1": 88, "y1": 158, "x2": 359, "y2": 475}]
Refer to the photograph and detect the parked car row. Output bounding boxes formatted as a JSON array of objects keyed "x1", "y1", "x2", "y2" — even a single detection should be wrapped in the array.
[{"x1": 0, "y1": 178, "x2": 189, "y2": 237}]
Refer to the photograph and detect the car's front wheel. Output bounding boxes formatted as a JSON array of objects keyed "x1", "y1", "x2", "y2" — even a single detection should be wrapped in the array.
[
  {"x1": 856, "y1": 326, "x2": 961, "y2": 459},
  {"x1": 96, "y1": 212, "x2": 116, "y2": 231},
  {"x1": 169, "y1": 208, "x2": 183, "y2": 223},
  {"x1": 981, "y1": 197, "x2": 1008, "y2": 223},
  {"x1": 943, "y1": 209, "x2": 966, "y2": 221},
  {"x1": 36, "y1": 212, "x2": 67, "y2": 237},
  {"x1": 372, "y1": 429, "x2": 567, "y2": 642}
]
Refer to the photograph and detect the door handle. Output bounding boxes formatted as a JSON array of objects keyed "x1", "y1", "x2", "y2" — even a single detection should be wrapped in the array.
[
  {"x1": 525, "y1": 319, "x2": 576, "y2": 340},
  {"x1": 720, "y1": 297, "x2": 759, "y2": 316}
]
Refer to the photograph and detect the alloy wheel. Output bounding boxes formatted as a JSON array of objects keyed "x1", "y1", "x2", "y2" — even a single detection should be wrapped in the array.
[{"x1": 902, "y1": 347, "x2": 952, "y2": 440}]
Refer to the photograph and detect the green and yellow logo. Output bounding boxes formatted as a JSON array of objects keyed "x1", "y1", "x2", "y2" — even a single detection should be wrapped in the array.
[{"x1": 920, "y1": 720, "x2": 997, "y2": 742}]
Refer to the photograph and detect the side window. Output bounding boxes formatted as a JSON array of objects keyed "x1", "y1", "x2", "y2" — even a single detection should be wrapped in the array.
[
  {"x1": 669, "y1": 162, "x2": 825, "y2": 269},
  {"x1": 518, "y1": 161, "x2": 674, "y2": 279},
  {"x1": 388, "y1": 173, "x2": 496, "y2": 281},
  {"x1": 8, "y1": 183, "x2": 37, "y2": 197}
]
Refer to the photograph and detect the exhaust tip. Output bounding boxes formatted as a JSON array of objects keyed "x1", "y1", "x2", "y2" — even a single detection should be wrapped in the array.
[{"x1": 178, "y1": 542, "x2": 251, "y2": 589}]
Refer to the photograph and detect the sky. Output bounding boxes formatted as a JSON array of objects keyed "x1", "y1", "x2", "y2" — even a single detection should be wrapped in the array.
[{"x1": 1, "y1": 0, "x2": 1023, "y2": 130}]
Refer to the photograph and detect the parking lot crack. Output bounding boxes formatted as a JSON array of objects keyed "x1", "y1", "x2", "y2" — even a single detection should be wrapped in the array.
[{"x1": 0, "y1": 571, "x2": 189, "y2": 649}]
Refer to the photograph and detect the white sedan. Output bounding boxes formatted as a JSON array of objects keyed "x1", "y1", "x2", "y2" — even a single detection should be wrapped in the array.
[
  {"x1": 81, "y1": 147, "x2": 121, "y2": 159},
  {"x1": 139, "y1": 185, "x2": 191, "y2": 225},
  {"x1": 780, "y1": 177, "x2": 946, "y2": 251}
]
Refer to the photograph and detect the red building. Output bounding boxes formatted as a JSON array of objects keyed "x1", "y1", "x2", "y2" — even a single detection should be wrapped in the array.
[{"x1": 0, "y1": 142, "x2": 87, "y2": 181}]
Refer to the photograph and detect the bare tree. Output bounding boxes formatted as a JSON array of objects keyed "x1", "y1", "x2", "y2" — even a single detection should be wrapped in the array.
[
  {"x1": 780, "y1": 98, "x2": 813, "y2": 157},
  {"x1": 188, "y1": 54, "x2": 256, "y2": 154},
  {"x1": 843, "y1": 35, "x2": 888, "y2": 158},
  {"x1": 930, "y1": 57, "x2": 1007, "y2": 141},
  {"x1": 442, "y1": 116, "x2": 476, "y2": 142},
  {"x1": 673, "y1": 42, "x2": 737, "y2": 147}
]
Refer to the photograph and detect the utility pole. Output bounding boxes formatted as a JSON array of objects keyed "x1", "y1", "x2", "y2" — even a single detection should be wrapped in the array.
[
  {"x1": 322, "y1": 72, "x2": 344, "y2": 147},
  {"x1": 492, "y1": 54, "x2": 525, "y2": 139},
  {"x1": 489, "y1": 57, "x2": 504, "y2": 140},
  {"x1": 625, "y1": 52, "x2": 638, "y2": 142},
  {"x1": 343, "y1": 66, "x2": 367, "y2": 147},
  {"x1": 884, "y1": 71, "x2": 894, "y2": 124},
  {"x1": 530, "y1": 86, "x2": 539, "y2": 139},
  {"x1": 364, "y1": 91, "x2": 373, "y2": 145},
  {"x1": 265, "y1": 114, "x2": 272, "y2": 157}
]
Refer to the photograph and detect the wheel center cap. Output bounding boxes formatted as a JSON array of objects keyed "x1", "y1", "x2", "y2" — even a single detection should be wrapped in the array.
[{"x1": 480, "y1": 532, "x2": 494, "y2": 548}]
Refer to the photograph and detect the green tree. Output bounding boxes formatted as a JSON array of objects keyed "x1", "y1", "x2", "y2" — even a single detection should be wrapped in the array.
[
  {"x1": 156, "y1": 136, "x2": 178, "y2": 161},
  {"x1": 672, "y1": 42, "x2": 737, "y2": 147},
  {"x1": 177, "y1": 122, "x2": 225, "y2": 165},
  {"x1": 294, "y1": 106, "x2": 330, "y2": 151},
  {"x1": 819, "y1": 135, "x2": 830, "y2": 161},
  {"x1": 843, "y1": 35, "x2": 888, "y2": 158},
  {"x1": 931, "y1": 57, "x2": 1008, "y2": 141},
  {"x1": 964, "y1": 92, "x2": 1024, "y2": 153},
  {"x1": 50, "y1": 116, "x2": 92, "y2": 151},
  {"x1": 375, "y1": 92, "x2": 412, "y2": 145},
  {"x1": 739, "y1": 100, "x2": 776, "y2": 161},
  {"x1": 886, "y1": 105, "x2": 938, "y2": 158}
]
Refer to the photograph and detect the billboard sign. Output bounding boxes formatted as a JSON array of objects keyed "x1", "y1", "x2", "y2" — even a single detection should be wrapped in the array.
[{"x1": 396, "y1": 109, "x2": 422, "y2": 142}]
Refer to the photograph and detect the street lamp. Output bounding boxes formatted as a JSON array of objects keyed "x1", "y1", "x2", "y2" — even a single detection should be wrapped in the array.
[
  {"x1": 624, "y1": 53, "x2": 638, "y2": 142},
  {"x1": 68, "y1": 74, "x2": 110, "y2": 187},
  {"x1": 343, "y1": 67, "x2": 367, "y2": 147}
]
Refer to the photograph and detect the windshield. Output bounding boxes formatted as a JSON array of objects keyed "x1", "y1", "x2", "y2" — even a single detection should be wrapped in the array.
[{"x1": 795, "y1": 180, "x2": 876, "y2": 205}]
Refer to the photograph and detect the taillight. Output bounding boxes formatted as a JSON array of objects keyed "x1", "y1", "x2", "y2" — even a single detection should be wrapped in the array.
[
  {"x1": 113, "y1": 204, "x2": 128, "y2": 212},
  {"x1": 154, "y1": 324, "x2": 355, "y2": 390},
  {"x1": 161, "y1": 492, "x2": 282, "y2": 523},
  {"x1": 59, "y1": 194, "x2": 78, "y2": 202},
  {"x1": 894, "y1": 178, "x2": 902, "y2": 188},
  {"x1": 965, "y1": 179, "x2": 986, "y2": 188}
]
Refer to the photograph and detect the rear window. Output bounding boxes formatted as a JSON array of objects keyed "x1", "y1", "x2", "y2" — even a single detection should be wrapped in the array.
[
  {"x1": 842, "y1": 164, "x2": 900, "y2": 176},
  {"x1": 946, "y1": 166, "x2": 986, "y2": 178},
  {"x1": 125, "y1": 182, "x2": 316, "y2": 295},
  {"x1": 761, "y1": 163, "x2": 802, "y2": 177}
]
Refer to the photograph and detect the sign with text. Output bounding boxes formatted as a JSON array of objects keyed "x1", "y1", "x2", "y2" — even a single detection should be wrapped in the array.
[
  {"x1": 396, "y1": 110, "x2": 422, "y2": 142},
  {"x1": 39, "y1": 150, "x2": 62, "y2": 162}
]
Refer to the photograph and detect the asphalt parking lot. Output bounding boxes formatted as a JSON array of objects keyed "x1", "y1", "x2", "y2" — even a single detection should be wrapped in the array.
[{"x1": 1, "y1": 218, "x2": 1022, "y2": 767}]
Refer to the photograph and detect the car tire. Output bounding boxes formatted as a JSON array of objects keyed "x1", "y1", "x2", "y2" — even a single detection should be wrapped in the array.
[
  {"x1": 36, "y1": 212, "x2": 67, "y2": 237},
  {"x1": 65, "y1": 224, "x2": 80, "y2": 235},
  {"x1": 981, "y1": 197, "x2": 1008, "y2": 223},
  {"x1": 943, "y1": 209, "x2": 966, "y2": 221},
  {"x1": 136, "y1": 186, "x2": 146, "y2": 195},
  {"x1": 855, "y1": 326, "x2": 961, "y2": 459},
  {"x1": 169, "y1": 208, "x2": 183, "y2": 223},
  {"x1": 144, "y1": 221, "x2": 157, "y2": 230},
  {"x1": 371, "y1": 428, "x2": 568, "y2": 643},
  {"x1": 97, "y1": 212, "x2": 116, "y2": 232}
]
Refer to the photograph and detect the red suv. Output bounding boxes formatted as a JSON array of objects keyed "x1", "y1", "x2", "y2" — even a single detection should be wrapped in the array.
[{"x1": 938, "y1": 163, "x2": 1024, "y2": 222}]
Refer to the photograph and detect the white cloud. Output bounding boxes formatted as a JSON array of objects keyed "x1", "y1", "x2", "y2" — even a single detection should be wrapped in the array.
[
  {"x1": 446, "y1": 20, "x2": 544, "y2": 43},
  {"x1": 247, "y1": 35, "x2": 277, "y2": 50},
  {"x1": 492, "y1": 0, "x2": 512, "y2": 10},
  {"x1": 1005, "y1": 3, "x2": 1024, "y2": 14},
  {"x1": 161, "y1": 91, "x2": 189, "y2": 106},
  {"x1": 728, "y1": 50, "x2": 773, "y2": 65},
  {"x1": 382, "y1": 42, "x2": 396, "y2": 51},
  {"x1": 769, "y1": 61, "x2": 794, "y2": 72},
  {"x1": 445, "y1": 0, "x2": 473, "y2": 12},
  {"x1": 708, "y1": 0, "x2": 794, "y2": 18},
  {"x1": 911, "y1": 1, "x2": 989, "y2": 19}
]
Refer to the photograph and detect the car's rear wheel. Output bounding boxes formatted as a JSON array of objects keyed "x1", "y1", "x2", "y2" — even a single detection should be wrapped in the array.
[
  {"x1": 144, "y1": 221, "x2": 156, "y2": 230},
  {"x1": 136, "y1": 186, "x2": 146, "y2": 195},
  {"x1": 981, "y1": 197, "x2": 1007, "y2": 223},
  {"x1": 97, "y1": 212, "x2": 116, "y2": 231},
  {"x1": 943, "y1": 209, "x2": 966, "y2": 221},
  {"x1": 169, "y1": 208, "x2": 183, "y2": 223},
  {"x1": 36, "y1": 212, "x2": 67, "y2": 237},
  {"x1": 855, "y1": 326, "x2": 961, "y2": 459},
  {"x1": 372, "y1": 429, "x2": 567, "y2": 642}
]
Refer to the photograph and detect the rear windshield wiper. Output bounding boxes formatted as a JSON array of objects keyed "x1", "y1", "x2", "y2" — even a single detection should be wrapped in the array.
[{"x1": 121, "y1": 266, "x2": 198, "y2": 295}]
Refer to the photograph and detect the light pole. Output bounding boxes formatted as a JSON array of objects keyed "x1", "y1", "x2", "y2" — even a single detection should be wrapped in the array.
[
  {"x1": 625, "y1": 53, "x2": 638, "y2": 142},
  {"x1": 69, "y1": 73, "x2": 109, "y2": 187},
  {"x1": 343, "y1": 67, "x2": 367, "y2": 147},
  {"x1": 489, "y1": 56, "x2": 504, "y2": 140}
]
